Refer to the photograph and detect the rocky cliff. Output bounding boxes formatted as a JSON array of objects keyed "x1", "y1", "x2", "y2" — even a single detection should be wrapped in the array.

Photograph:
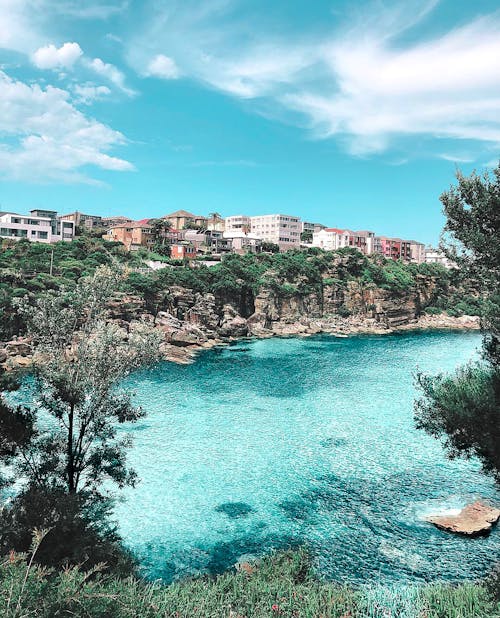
[{"x1": 0, "y1": 272, "x2": 480, "y2": 370}]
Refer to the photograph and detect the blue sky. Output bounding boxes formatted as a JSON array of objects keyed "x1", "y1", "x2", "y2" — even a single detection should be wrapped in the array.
[{"x1": 0, "y1": 0, "x2": 499, "y2": 244}]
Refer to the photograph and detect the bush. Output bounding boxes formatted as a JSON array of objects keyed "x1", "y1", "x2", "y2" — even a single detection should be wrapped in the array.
[
  {"x1": 337, "y1": 304, "x2": 351, "y2": 318},
  {"x1": 425, "y1": 306, "x2": 442, "y2": 315}
]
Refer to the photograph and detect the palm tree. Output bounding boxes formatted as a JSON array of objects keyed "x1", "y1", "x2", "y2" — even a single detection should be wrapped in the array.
[
  {"x1": 149, "y1": 218, "x2": 172, "y2": 247},
  {"x1": 208, "y1": 212, "x2": 222, "y2": 230}
]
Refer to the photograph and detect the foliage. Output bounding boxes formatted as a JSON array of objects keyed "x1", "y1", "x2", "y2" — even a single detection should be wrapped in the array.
[
  {"x1": 0, "y1": 267, "x2": 161, "y2": 570},
  {"x1": 0, "y1": 488, "x2": 134, "y2": 574},
  {"x1": 440, "y1": 163, "x2": 500, "y2": 363},
  {"x1": 0, "y1": 238, "x2": 144, "y2": 340},
  {"x1": 14, "y1": 266, "x2": 162, "y2": 496},
  {"x1": 261, "y1": 241, "x2": 280, "y2": 253},
  {"x1": 415, "y1": 363, "x2": 500, "y2": 481},
  {"x1": 415, "y1": 164, "x2": 500, "y2": 482},
  {"x1": 0, "y1": 547, "x2": 497, "y2": 618}
]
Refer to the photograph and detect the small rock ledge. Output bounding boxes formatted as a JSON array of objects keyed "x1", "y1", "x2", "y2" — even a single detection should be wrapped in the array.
[{"x1": 426, "y1": 501, "x2": 500, "y2": 537}]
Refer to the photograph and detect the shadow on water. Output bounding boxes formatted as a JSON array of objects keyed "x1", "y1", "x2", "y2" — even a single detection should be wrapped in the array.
[
  {"x1": 214, "y1": 502, "x2": 255, "y2": 518},
  {"x1": 150, "y1": 532, "x2": 302, "y2": 582},
  {"x1": 319, "y1": 437, "x2": 348, "y2": 448}
]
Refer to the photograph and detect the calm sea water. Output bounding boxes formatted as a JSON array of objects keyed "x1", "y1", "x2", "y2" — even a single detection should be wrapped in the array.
[{"x1": 115, "y1": 331, "x2": 499, "y2": 584}]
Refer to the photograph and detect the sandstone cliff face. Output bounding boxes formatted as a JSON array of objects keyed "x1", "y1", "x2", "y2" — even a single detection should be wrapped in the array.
[{"x1": 0, "y1": 272, "x2": 479, "y2": 370}]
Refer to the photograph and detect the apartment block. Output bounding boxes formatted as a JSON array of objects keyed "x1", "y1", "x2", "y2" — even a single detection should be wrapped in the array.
[
  {"x1": 225, "y1": 215, "x2": 252, "y2": 234},
  {"x1": 312, "y1": 228, "x2": 375, "y2": 254},
  {"x1": 425, "y1": 248, "x2": 456, "y2": 269},
  {"x1": 30, "y1": 209, "x2": 75, "y2": 241},
  {"x1": 409, "y1": 241, "x2": 426, "y2": 263},
  {"x1": 302, "y1": 221, "x2": 326, "y2": 234},
  {"x1": 0, "y1": 211, "x2": 74, "y2": 243},
  {"x1": 59, "y1": 211, "x2": 103, "y2": 230},
  {"x1": 250, "y1": 214, "x2": 301, "y2": 251},
  {"x1": 373, "y1": 237, "x2": 412, "y2": 261}
]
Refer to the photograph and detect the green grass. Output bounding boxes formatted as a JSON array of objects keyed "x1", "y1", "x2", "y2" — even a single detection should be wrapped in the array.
[{"x1": 1, "y1": 547, "x2": 497, "y2": 618}]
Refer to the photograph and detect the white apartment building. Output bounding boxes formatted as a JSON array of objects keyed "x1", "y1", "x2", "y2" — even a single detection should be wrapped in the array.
[
  {"x1": 224, "y1": 215, "x2": 252, "y2": 234},
  {"x1": 250, "y1": 214, "x2": 301, "y2": 251},
  {"x1": 425, "y1": 248, "x2": 456, "y2": 269},
  {"x1": 223, "y1": 231, "x2": 262, "y2": 253},
  {"x1": 0, "y1": 211, "x2": 74, "y2": 243},
  {"x1": 312, "y1": 228, "x2": 352, "y2": 251}
]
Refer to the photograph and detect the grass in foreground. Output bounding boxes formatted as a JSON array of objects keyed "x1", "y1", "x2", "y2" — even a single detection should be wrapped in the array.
[{"x1": 0, "y1": 548, "x2": 497, "y2": 618}]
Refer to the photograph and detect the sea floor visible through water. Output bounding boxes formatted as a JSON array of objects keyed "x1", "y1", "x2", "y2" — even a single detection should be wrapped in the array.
[{"x1": 113, "y1": 331, "x2": 498, "y2": 583}]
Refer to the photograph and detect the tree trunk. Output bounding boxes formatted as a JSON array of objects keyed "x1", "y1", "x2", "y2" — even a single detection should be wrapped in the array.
[{"x1": 67, "y1": 403, "x2": 75, "y2": 492}]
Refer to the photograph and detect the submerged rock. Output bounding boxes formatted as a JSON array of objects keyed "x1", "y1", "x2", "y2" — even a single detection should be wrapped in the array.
[
  {"x1": 215, "y1": 502, "x2": 254, "y2": 518},
  {"x1": 426, "y1": 501, "x2": 500, "y2": 536}
]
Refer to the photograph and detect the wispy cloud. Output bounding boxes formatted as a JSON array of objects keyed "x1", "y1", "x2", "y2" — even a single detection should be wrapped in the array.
[
  {"x1": 85, "y1": 57, "x2": 136, "y2": 96},
  {"x1": 130, "y1": 0, "x2": 500, "y2": 158}
]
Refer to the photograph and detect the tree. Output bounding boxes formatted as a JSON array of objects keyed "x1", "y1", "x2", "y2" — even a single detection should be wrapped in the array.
[
  {"x1": 415, "y1": 163, "x2": 500, "y2": 481},
  {"x1": 149, "y1": 218, "x2": 172, "y2": 254},
  {"x1": 208, "y1": 212, "x2": 222, "y2": 229},
  {"x1": 0, "y1": 266, "x2": 162, "y2": 568},
  {"x1": 261, "y1": 241, "x2": 280, "y2": 253},
  {"x1": 300, "y1": 230, "x2": 313, "y2": 243},
  {"x1": 15, "y1": 266, "x2": 162, "y2": 495}
]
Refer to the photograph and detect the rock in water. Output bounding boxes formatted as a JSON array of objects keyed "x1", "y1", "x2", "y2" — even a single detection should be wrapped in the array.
[{"x1": 426, "y1": 501, "x2": 500, "y2": 536}]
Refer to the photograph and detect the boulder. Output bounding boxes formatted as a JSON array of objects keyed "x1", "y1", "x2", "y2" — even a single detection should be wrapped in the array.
[
  {"x1": 218, "y1": 304, "x2": 248, "y2": 338},
  {"x1": 6, "y1": 338, "x2": 32, "y2": 356},
  {"x1": 426, "y1": 501, "x2": 500, "y2": 537},
  {"x1": 169, "y1": 325, "x2": 207, "y2": 347},
  {"x1": 185, "y1": 293, "x2": 220, "y2": 333},
  {"x1": 7, "y1": 355, "x2": 32, "y2": 369}
]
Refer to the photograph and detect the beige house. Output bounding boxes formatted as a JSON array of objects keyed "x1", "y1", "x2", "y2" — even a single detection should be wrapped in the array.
[
  {"x1": 409, "y1": 241, "x2": 426, "y2": 263},
  {"x1": 162, "y1": 210, "x2": 208, "y2": 230}
]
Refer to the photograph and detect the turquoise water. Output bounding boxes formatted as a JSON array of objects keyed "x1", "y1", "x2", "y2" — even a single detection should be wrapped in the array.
[{"x1": 116, "y1": 331, "x2": 499, "y2": 583}]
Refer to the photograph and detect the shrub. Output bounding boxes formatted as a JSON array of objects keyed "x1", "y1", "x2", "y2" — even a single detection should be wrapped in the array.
[{"x1": 337, "y1": 304, "x2": 351, "y2": 318}]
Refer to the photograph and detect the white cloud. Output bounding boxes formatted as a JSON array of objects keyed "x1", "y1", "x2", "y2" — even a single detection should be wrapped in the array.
[
  {"x1": 32, "y1": 41, "x2": 82, "y2": 69},
  {"x1": 86, "y1": 57, "x2": 136, "y2": 96},
  {"x1": 0, "y1": 70, "x2": 134, "y2": 183},
  {"x1": 73, "y1": 83, "x2": 112, "y2": 104},
  {"x1": 130, "y1": 1, "x2": 500, "y2": 157},
  {"x1": 145, "y1": 54, "x2": 180, "y2": 79},
  {"x1": 0, "y1": 0, "x2": 43, "y2": 52}
]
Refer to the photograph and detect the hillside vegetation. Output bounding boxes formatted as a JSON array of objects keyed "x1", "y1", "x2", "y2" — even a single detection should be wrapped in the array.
[{"x1": 0, "y1": 237, "x2": 484, "y2": 341}]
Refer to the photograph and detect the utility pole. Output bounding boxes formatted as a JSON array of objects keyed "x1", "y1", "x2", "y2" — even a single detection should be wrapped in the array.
[{"x1": 49, "y1": 248, "x2": 54, "y2": 276}]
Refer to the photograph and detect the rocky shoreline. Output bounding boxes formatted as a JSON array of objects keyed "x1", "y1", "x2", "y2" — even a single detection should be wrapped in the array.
[
  {"x1": 0, "y1": 311, "x2": 480, "y2": 371},
  {"x1": 157, "y1": 311, "x2": 480, "y2": 365}
]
